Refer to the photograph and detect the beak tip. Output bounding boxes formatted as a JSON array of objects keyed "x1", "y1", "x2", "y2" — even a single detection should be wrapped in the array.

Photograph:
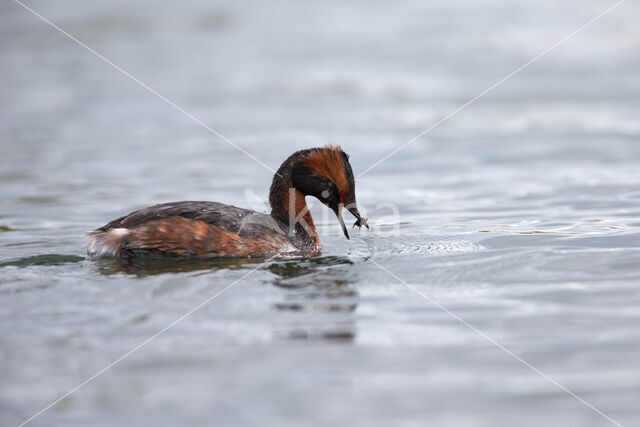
[{"x1": 336, "y1": 207, "x2": 350, "y2": 240}]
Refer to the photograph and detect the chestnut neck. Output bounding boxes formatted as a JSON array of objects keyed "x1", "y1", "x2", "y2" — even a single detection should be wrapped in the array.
[{"x1": 269, "y1": 168, "x2": 319, "y2": 246}]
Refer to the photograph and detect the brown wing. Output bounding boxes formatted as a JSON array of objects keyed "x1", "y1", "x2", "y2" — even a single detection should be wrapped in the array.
[
  {"x1": 92, "y1": 201, "x2": 295, "y2": 258},
  {"x1": 96, "y1": 201, "x2": 276, "y2": 236},
  {"x1": 119, "y1": 216, "x2": 293, "y2": 258}
]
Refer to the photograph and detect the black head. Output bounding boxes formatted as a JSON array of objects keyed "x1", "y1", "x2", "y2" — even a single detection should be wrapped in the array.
[{"x1": 290, "y1": 145, "x2": 368, "y2": 239}]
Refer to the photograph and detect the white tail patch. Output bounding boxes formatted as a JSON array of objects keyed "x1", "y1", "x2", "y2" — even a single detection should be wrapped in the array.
[{"x1": 86, "y1": 228, "x2": 130, "y2": 257}]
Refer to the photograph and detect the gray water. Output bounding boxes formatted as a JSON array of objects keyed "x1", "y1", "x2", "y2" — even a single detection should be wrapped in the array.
[{"x1": 1, "y1": 0, "x2": 640, "y2": 426}]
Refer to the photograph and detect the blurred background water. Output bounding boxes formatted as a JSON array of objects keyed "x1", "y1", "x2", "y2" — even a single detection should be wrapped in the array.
[{"x1": 1, "y1": 0, "x2": 640, "y2": 426}]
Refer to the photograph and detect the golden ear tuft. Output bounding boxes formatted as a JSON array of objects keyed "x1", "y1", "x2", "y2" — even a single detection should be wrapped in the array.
[
  {"x1": 304, "y1": 146, "x2": 349, "y2": 192},
  {"x1": 324, "y1": 144, "x2": 343, "y2": 152}
]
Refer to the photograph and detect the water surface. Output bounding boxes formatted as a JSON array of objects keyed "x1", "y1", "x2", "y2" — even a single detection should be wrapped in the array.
[{"x1": 1, "y1": 0, "x2": 640, "y2": 426}]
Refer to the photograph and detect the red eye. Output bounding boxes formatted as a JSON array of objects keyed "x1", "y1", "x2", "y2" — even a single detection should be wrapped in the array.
[{"x1": 339, "y1": 189, "x2": 346, "y2": 202}]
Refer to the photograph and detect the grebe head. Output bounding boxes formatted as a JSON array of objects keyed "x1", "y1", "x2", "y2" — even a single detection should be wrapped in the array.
[{"x1": 290, "y1": 145, "x2": 368, "y2": 239}]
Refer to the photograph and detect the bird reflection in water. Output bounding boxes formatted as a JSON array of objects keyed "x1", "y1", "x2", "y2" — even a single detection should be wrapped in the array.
[
  {"x1": 94, "y1": 255, "x2": 359, "y2": 343},
  {"x1": 93, "y1": 255, "x2": 266, "y2": 277},
  {"x1": 268, "y1": 256, "x2": 358, "y2": 343}
]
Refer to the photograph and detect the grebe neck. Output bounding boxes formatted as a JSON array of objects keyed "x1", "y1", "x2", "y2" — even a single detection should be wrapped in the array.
[{"x1": 269, "y1": 171, "x2": 319, "y2": 245}]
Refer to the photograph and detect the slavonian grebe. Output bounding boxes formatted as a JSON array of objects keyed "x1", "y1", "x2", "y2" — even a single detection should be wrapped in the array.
[{"x1": 88, "y1": 145, "x2": 368, "y2": 259}]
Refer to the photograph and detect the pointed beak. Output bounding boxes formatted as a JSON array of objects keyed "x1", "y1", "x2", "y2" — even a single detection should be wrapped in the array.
[{"x1": 336, "y1": 204, "x2": 350, "y2": 239}]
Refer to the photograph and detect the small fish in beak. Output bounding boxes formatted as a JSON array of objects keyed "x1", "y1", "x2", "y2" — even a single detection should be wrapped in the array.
[
  {"x1": 348, "y1": 206, "x2": 369, "y2": 230},
  {"x1": 353, "y1": 216, "x2": 369, "y2": 229},
  {"x1": 335, "y1": 192, "x2": 368, "y2": 239}
]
